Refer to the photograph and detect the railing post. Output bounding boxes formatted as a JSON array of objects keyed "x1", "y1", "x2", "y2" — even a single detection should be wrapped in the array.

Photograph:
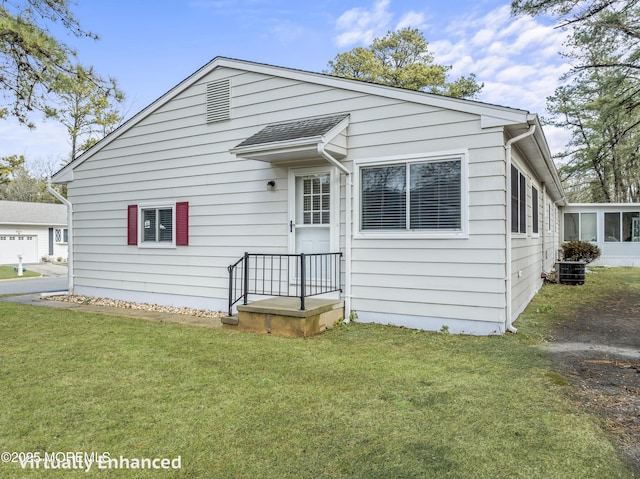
[
  {"x1": 243, "y1": 252, "x2": 249, "y2": 305},
  {"x1": 300, "y1": 252, "x2": 306, "y2": 310},
  {"x1": 227, "y1": 264, "x2": 234, "y2": 316}
]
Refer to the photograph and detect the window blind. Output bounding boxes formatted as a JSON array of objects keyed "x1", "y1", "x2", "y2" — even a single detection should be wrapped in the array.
[
  {"x1": 409, "y1": 161, "x2": 461, "y2": 230},
  {"x1": 361, "y1": 159, "x2": 462, "y2": 231},
  {"x1": 361, "y1": 165, "x2": 406, "y2": 230}
]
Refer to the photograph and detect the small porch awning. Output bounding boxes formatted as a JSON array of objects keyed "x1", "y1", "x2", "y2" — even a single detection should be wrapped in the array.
[{"x1": 230, "y1": 113, "x2": 349, "y2": 163}]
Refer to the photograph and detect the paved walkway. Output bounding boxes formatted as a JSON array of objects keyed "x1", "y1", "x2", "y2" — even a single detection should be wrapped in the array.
[{"x1": 22, "y1": 262, "x2": 69, "y2": 278}]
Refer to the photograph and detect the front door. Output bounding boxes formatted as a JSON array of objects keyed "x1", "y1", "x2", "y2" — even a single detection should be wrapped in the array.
[{"x1": 289, "y1": 166, "x2": 337, "y2": 255}]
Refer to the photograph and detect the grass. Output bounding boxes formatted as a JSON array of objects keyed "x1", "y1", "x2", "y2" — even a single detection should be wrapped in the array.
[
  {"x1": 0, "y1": 268, "x2": 637, "y2": 478},
  {"x1": 517, "y1": 265, "x2": 640, "y2": 341},
  {"x1": 0, "y1": 265, "x2": 40, "y2": 280}
]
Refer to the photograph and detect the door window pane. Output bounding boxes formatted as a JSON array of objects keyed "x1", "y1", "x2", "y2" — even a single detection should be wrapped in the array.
[{"x1": 301, "y1": 176, "x2": 330, "y2": 225}]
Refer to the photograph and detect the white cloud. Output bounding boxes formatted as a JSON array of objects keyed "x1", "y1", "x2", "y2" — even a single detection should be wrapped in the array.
[
  {"x1": 396, "y1": 11, "x2": 426, "y2": 31},
  {"x1": 333, "y1": 0, "x2": 429, "y2": 47},
  {"x1": 426, "y1": 5, "x2": 574, "y2": 155},
  {"x1": 334, "y1": 0, "x2": 392, "y2": 47},
  {"x1": 471, "y1": 29, "x2": 495, "y2": 47}
]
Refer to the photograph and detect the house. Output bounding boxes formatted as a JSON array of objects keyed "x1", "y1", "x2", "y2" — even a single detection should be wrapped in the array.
[
  {"x1": 51, "y1": 57, "x2": 567, "y2": 335},
  {"x1": 0, "y1": 201, "x2": 68, "y2": 265},
  {"x1": 562, "y1": 203, "x2": 640, "y2": 266}
]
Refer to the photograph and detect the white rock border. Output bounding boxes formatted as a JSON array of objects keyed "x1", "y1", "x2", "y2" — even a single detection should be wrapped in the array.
[{"x1": 44, "y1": 294, "x2": 225, "y2": 319}]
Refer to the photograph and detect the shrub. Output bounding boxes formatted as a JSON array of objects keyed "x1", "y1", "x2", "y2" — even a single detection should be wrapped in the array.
[{"x1": 561, "y1": 240, "x2": 601, "y2": 264}]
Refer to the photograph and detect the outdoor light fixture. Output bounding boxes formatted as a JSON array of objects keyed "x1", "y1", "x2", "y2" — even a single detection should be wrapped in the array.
[{"x1": 267, "y1": 180, "x2": 276, "y2": 190}]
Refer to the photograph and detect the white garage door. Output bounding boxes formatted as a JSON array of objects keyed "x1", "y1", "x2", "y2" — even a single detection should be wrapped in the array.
[{"x1": 0, "y1": 235, "x2": 38, "y2": 264}]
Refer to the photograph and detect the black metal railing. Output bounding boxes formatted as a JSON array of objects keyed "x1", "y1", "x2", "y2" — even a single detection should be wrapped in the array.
[{"x1": 227, "y1": 252, "x2": 342, "y2": 316}]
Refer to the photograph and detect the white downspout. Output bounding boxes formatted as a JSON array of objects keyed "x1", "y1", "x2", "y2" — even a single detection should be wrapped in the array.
[
  {"x1": 542, "y1": 183, "x2": 547, "y2": 273},
  {"x1": 505, "y1": 124, "x2": 536, "y2": 333},
  {"x1": 317, "y1": 143, "x2": 351, "y2": 322},
  {"x1": 47, "y1": 179, "x2": 73, "y2": 294}
]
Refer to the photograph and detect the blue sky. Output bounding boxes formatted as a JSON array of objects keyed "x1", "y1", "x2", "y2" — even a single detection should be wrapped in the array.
[{"x1": 2, "y1": 0, "x2": 571, "y2": 168}]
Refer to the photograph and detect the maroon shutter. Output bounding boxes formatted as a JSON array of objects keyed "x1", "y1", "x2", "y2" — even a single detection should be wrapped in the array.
[
  {"x1": 176, "y1": 201, "x2": 189, "y2": 246},
  {"x1": 127, "y1": 205, "x2": 138, "y2": 245}
]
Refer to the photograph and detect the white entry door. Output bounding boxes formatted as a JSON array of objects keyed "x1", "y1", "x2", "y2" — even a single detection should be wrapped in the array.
[{"x1": 289, "y1": 167, "x2": 338, "y2": 255}]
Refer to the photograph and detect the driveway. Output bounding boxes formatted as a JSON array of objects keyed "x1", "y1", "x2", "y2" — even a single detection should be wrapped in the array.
[
  {"x1": 541, "y1": 278, "x2": 640, "y2": 472},
  {"x1": 0, "y1": 263, "x2": 68, "y2": 295}
]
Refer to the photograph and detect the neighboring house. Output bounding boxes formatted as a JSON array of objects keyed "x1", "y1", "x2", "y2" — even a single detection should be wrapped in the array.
[
  {"x1": 52, "y1": 57, "x2": 567, "y2": 335},
  {"x1": 0, "y1": 201, "x2": 68, "y2": 264},
  {"x1": 562, "y1": 204, "x2": 640, "y2": 267}
]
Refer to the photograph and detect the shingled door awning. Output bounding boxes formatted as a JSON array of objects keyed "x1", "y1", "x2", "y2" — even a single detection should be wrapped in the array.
[{"x1": 230, "y1": 114, "x2": 349, "y2": 163}]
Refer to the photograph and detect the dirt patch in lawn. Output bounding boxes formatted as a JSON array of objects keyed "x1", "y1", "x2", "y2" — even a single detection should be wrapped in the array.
[{"x1": 541, "y1": 283, "x2": 640, "y2": 473}]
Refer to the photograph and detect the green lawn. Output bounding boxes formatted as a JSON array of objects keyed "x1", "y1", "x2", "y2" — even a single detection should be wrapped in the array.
[
  {"x1": 0, "y1": 268, "x2": 636, "y2": 478},
  {"x1": 0, "y1": 265, "x2": 40, "y2": 280}
]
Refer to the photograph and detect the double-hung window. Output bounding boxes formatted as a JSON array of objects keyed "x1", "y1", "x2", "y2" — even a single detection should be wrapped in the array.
[
  {"x1": 142, "y1": 207, "x2": 173, "y2": 243},
  {"x1": 532, "y1": 186, "x2": 539, "y2": 235},
  {"x1": 511, "y1": 165, "x2": 526, "y2": 234},
  {"x1": 54, "y1": 228, "x2": 68, "y2": 243},
  {"x1": 359, "y1": 155, "x2": 464, "y2": 235}
]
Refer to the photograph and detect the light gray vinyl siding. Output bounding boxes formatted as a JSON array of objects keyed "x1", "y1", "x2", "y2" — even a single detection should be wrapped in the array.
[
  {"x1": 351, "y1": 142, "x2": 507, "y2": 326},
  {"x1": 509, "y1": 147, "x2": 553, "y2": 320},
  {"x1": 68, "y1": 65, "x2": 509, "y2": 327}
]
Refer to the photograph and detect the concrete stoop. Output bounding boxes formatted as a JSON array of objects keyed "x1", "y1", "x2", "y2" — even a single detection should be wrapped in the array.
[{"x1": 222, "y1": 297, "x2": 344, "y2": 338}]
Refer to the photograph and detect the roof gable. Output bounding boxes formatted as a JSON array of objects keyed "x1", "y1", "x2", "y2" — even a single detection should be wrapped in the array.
[{"x1": 52, "y1": 57, "x2": 536, "y2": 183}]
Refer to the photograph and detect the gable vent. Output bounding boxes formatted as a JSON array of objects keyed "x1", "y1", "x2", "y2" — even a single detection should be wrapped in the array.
[{"x1": 206, "y1": 79, "x2": 231, "y2": 123}]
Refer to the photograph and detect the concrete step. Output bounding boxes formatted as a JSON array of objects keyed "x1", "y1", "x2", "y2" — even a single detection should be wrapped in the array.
[{"x1": 221, "y1": 315, "x2": 239, "y2": 325}]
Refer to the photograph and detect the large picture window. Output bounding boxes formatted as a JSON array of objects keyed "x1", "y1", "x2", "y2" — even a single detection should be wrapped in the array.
[{"x1": 360, "y1": 158, "x2": 462, "y2": 232}]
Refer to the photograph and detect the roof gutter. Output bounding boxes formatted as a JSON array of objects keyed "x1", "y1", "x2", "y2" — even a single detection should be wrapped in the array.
[
  {"x1": 317, "y1": 142, "x2": 351, "y2": 323},
  {"x1": 46, "y1": 180, "x2": 73, "y2": 294},
  {"x1": 504, "y1": 124, "x2": 536, "y2": 333}
]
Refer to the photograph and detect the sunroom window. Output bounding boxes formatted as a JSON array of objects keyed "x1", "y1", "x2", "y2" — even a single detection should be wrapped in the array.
[
  {"x1": 604, "y1": 211, "x2": 640, "y2": 242},
  {"x1": 564, "y1": 212, "x2": 597, "y2": 242},
  {"x1": 360, "y1": 158, "x2": 462, "y2": 232}
]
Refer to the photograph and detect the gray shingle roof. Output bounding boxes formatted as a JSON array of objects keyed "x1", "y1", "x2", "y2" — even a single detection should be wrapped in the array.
[
  {"x1": 0, "y1": 201, "x2": 67, "y2": 226},
  {"x1": 235, "y1": 114, "x2": 349, "y2": 148}
]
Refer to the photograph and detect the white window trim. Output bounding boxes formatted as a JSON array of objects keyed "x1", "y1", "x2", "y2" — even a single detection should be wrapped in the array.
[
  {"x1": 531, "y1": 185, "x2": 540, "y2": 238},
  {"x1": 287, "y1": 165, "x2": 340, "y2": 253},
  {"x1": 511, "y1": 165, "x2": 527, "y2": 237},
  {"x1": 138, "y1": 203, "x2": 176, "y2": 249},
  {"x1": 563, "y1": 211, "x2": 598, "y2": 243},
  {"x1": 54, "y1": 228, "x2": 68, "y2": 244},
  {"x1": 353, "y1": 150, "x2": 469, "y2": 239}
]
